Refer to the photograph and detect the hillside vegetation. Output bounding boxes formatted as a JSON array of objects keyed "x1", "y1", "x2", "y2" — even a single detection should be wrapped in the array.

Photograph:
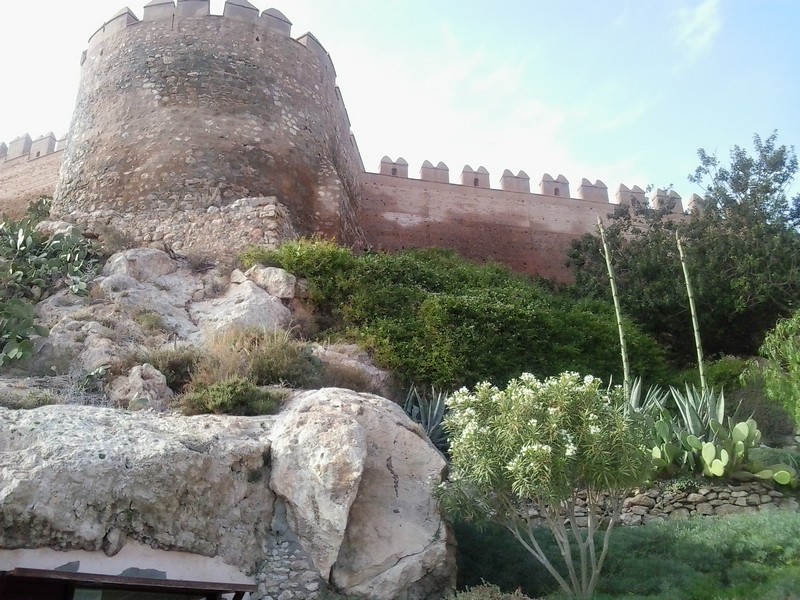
[{"x1": 242, "y1": 239, "x2": 671, "y2": 389}]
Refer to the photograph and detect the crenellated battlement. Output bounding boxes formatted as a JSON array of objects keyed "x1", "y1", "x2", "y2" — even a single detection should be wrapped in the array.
[
  {"x1": 0, "y1": 133, "x2": 66, "y2": 166},
  {"x1": 82, "y1": 1, "x2": 336, "y2": 81},
  {"x1": 375, "y1": 157, "x2": 688, "y2": 213},
  {"x1": 88, "y1": 1, "x2": 294, "y2": 48}
]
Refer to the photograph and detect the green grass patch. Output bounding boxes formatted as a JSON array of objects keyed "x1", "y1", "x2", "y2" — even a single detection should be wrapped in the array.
[
  {"x1": 456, "y1": 511, "x2": 800, "y2": 599},
  {"x1": 179, "y1": 376, "x2": 284, "y2": 416}
]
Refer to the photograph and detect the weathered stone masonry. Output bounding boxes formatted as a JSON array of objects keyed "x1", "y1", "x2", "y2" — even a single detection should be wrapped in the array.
[
  {"x1": 0, "y1": 133, "x2": 65, "y2": 219},
  {"x1": 1, "y1": 1, "x2": 703, "y2": 281},
  {"x1": 52, "y1": 1, "x2": 365, "y2": 253}
]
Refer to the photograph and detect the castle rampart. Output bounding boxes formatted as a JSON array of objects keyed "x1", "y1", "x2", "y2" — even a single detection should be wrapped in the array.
[
  {"x1": 54, "y1": 1, "x2": 365, "y2": 253},
  {"x1": 0, "y1": 133, "x2": 66, "y2": 219},
  {"x1": 5, "y1": 4, "x2": 699, "y2": 282},
  {"x1": 359, "y1": 159, "x2": 688, "y2": 282}
]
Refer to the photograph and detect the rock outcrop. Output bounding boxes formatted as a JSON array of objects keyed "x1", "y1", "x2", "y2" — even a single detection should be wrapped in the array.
[
  {"x1": 0, "y1": 389, "x2": 456, "y2": 600},
  {"x1": 31, "y1": 247, "x2": 293, "y2": 376}
]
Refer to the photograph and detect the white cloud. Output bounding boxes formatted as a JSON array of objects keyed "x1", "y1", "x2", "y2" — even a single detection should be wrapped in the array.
[{"x1": 674, "y1": 0, "x2": 722, "y2": 61}]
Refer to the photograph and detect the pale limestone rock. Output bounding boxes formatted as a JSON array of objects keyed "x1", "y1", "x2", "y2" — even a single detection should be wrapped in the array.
[
  {"x1": 246, "y1": 265, "x2": 297, "y2": 299},
  {"x1": 230, "y1": 268, "x2": 248, "y2": 284},
  {"x1": 104, "y1": 248, "x2": 180, "y2": 281},
  {"x1": 311, "y1": 344, "x2": 394, "y2": 397},
  {"x1": 624, "y1": 493, "x2": 656, "y2": 509},
  {"x1": 190, "y1": 280, "x2": 292, "y2": 340},
  {"x1": 33, "y1": 248, "x2": 295, "y2": 372},
  {"x1": 0, "y1": 390, "x2": 456, "y2": 599},
  {"x1": 270, "y1": 401, "x2": 368, "y2": 579},
  {"x1": 275, "y1": 390, "x2": 454, "y2": 600},
  {"x1": 0, "y1": 405, "x2": 275, "y2": 569},
  {"x1": 108, "y1": 364, "x2": 174, "y2": 411},
  {"x1": 716, "y1": 503, "x2": 748, "y2": 516},
  {"x1": 35, "y1": 220, "x2": 81, "y2": 238}
]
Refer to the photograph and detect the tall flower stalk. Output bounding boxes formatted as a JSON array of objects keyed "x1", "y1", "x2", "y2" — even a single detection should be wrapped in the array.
[
  {"x1": 676, "y1": 231, "x2": 707, "y2": 394},
  {"x1": 597, "y1": 217, "x2": 630, "y2": 398}
]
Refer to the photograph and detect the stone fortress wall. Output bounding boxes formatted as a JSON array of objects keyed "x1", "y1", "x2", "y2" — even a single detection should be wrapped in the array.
[
  {"x1": 2, "y1": 0, "x2": 702, "y2": 280},
  {"x1": 361, "y1": 158, "x2": 696, "y2": 282},
  {"x1": 0, "y1": 133, "x2": 66, "y2": 219},
  {"x1": 50, "y1": 0, "x2": 366, "y2": 255}
]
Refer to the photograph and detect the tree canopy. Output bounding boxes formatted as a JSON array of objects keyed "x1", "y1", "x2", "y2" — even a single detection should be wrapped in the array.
[{"x1": 568, "y1": 132, "x2": 800, "y2": 363}]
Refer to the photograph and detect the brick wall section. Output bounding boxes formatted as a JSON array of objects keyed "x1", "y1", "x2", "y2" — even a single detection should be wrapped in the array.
[
  {"x1": 360, "y1": 172, "x2": 613, "y2": 283},
  {"x1": 0, "y1": 152, "x2": 63, "y2": 219},
  {"x1": 54, "y1": 13, "x2": 364, "y2": 249}
]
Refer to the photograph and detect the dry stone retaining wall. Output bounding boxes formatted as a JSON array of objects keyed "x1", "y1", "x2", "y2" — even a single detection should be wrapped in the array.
[
  {"x1": 527, "y1": 482, "x2": 800, "y2": 529},
  {"x1": 620, "y1": 481, "x2": 800, "y2": 525}
]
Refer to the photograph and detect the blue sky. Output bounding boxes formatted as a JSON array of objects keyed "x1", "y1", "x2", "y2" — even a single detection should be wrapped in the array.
[{"x1": 1, "y1": 0, "x2": 798, "y2": 201}]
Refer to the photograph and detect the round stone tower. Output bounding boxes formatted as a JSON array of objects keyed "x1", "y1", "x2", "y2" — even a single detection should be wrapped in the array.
[{"x1": 54, "y1": 0, "x2": 365, "y2": 253}]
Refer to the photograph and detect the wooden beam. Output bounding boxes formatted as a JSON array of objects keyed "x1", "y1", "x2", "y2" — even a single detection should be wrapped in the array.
[{"x1": 3, "y1": 568, "x2": 257, "y2": 594}]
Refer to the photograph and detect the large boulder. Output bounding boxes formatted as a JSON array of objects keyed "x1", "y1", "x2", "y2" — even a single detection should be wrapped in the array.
[{"x1": 0, "y1": 389, "x2": 455, "y2": 600}]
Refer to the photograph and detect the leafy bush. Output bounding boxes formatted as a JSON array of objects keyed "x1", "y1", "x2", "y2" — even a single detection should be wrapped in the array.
[
  {"x1": 137, "y1": 346, "x2": 203, "y2": 393},
  {"x1": 247, "y1": 240, "x2": 673, "y2": 388},
  {"x1": 0, "y1": 299, "x2": 47, "y2": 366},
  {"x1": 756, "y1": 309, "x2": 800, "y2": 427},
  {"x1": 0, "y1": 207, "x2": 101, "y2": 367},
  {"x1": 730, "y1": 383, "x2": 795, "y2": 447},
  {"x1": 440, "y1": 372, "x2": 651, "y2": 599},
  {"x1": 179, "y1": 376, "x2": 283, "y2": 416},
  {"x1": 678, "y1": 356, "x2": 750, "y2": 391},
  {"x1": 134, "y1": 310, "x2": 168, "y2": 334}
]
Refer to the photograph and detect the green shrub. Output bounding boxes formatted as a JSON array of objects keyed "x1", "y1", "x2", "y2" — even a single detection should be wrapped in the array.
[
  {"x1": 757, "y1": 309, "x2": 800, "y2": 427},
  {"x1": 249, "y1": 240, "x2": 674, "y2": 388},
  {"x1": 134, "y1": 310, "x2": 168, "y2": 333},
  {"x1": 240, "y1": 238, "x2": 358, "y2": 327},
  {"x1": 730, "y1": 383, "x2": 795, "y2": 447},
  {"x1": 0, "y1": 299, "x2": 47, "y2": 365},
  {"x1": 678, "y1": 356, "x2": 751, "y2": 391},
  {"x1": 179, "y1": 376, "x2": 283, "y2": 416}
]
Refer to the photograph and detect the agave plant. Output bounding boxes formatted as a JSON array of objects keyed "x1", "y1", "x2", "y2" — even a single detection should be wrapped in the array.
[
  {"x1": 403, "y1": 384, "x2": 449, "y2": 455},
  {"x1": 625, "y1": 377, "x2": 668, "y2": 416},
  {"x1": 669, "y1": 384, "x2": 725, "y2": 439}
]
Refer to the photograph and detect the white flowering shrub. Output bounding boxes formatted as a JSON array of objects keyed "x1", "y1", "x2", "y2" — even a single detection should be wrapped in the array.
[{"x1": 440, "y1": 372, "x2": 650, "y2": 600}]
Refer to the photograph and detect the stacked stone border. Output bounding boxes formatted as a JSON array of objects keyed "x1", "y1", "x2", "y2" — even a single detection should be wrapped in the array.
[{"x1": 525, "y1": 482, "x2": 800, "y2": 529}]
